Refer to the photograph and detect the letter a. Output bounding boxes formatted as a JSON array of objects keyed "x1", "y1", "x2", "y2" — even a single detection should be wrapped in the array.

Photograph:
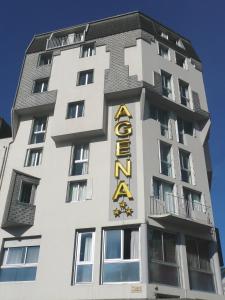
[
  {"x1": 114, "y1": 104, "x2": 132, "y2": 121},
  {"x1": 112, "y1": 181, "x2": 133, "y2": 201}
]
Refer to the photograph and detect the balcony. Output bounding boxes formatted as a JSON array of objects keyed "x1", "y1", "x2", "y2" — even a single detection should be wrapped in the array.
[
  {"x1": 149, "y1": 195, "x2": 212, "y2": 227},
  {"x1": 46, "y1": 31, "x2": 85, "y2": 50}
]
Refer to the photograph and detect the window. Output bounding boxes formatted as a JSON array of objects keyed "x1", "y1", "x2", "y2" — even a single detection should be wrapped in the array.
[
  {"x1": 102, "y1": 228, "x2": 140, "y2": 283},
  {"x1": 153, "y1": 178, "x2": 175, "y2": 213},
  {"x1": 0, "y1": 246, "x2": 40, "y2": 282},
  {"x1": 161, "y1": 71, "x2": 173, "y2": 99},
  {"x1": 25, "y1": 148, "x2": 42, "y2": 167},
  {"x1": 30, "y1": 117, "x2": 47, "y2": 144},
  {"x1": 161, "y1": 32, "x2": 168, "y2": 39},
  {"x1": 177, "y1": 118, "x2": 193, "y2": 144},
  {"x1": 176, "y1": 39, "x2": 185, "y2": 49},
  {"x1": 19, "y1": 181, "x2": 36, "y2": 204},
  {"x1": 71, "y1": 144, "x2": 89, "y2": 176},
  {"x1": 186, "y1": 237, "x2": 214, "y2": 292},
  {"x1": 74, "y1": 231, "x2": 94, "y2": 283},
  {"x1": 183, "y1": 188, "x2": 203, "y2": 215},
  {"x1": 77, "y1": 70, "x2": 93, "y2": 86},
  {"x1": 159, "y1": 44, "x2": 170, "y2": 60},
  {"x1": 81, "y1": 43, "x2": 95, "y2": 57},
  {"x1": 160, "y1": 142, "x2": 172, "y2": 176},
  {"x1": 148, "y1": 229, "x2": 179, "y2": 286},
  {"x1": 67, "y1": 181, "x2": 87, "y2": 202},
  {"x1": 150, "y1": 105, "x2": 170, "y2": 138},
  {"x1": 176, "y1": 52, "x2": 187, "y2": 69},
  {"x1": 179, "y1": 150, "x2": 192, "y2": 183},
  {"x1": 179, "y1": 80, "x2": 190, "y2": 107},
  {"x1": 38, "y1": 52, "x2": 52, "y2": 66},
  {"x1": 67, "y1": 101, "x2": 84, "y2": 119},
  {"x1": 33, "y1": 78, "x2": 48, "y2": 93}
]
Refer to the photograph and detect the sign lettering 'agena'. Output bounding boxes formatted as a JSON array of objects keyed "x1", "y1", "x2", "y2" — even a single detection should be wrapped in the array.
[{"x1": 112, "y1": 104, "x2": 134, "y2": 217}]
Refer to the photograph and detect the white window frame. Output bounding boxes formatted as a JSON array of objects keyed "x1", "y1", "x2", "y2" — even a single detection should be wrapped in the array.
[
  {"x1": 38, "y1": 52, "x2": 52, "y2": 66},
  {"x1": 161, "y1": 70, "x2": 173, "y2": 100},
  {"x1": 161, "y1": 32, "x2": 168, "y2": 39},
  {"x1": 179, "y1": 80, "x2": 191, "y2": 108},
  {"x1": 77, "y1": 70, "x2": 94, "y2": 86},
  {"x1": 17, "y1": 180, "x2": 36, "y2": 204},
  {"x1": 67, "y1": 101, "x2": 84, "y2": 119},
  {"x1": 159, "y1": 141, "x2": 174, "y2": 177},
  {"x1": 176, "y1": 39, "x2": 185, "y2": 49},
  {"x1": 80, "y1": 43, "x2": 96, "y2": 58},
  {"x1": 30, "y1": 117, "x2": 47, "y2": 144},
  {"x1": 179, "y1": 150, "x2": 193, "y2": 184},
  {"x1": 67, "y1": 180, "x2": 87, "y2": 202},
  {"x1": 71, "y1": 144, "x2": 89, "y2": 176},
  {"x1": 175, "y1": 52, "x2": 188, "y2": 70},
  {"x1": 74, "y1": 231, "x2": 95, "y2": 284},
  {"x1": 158, "y1": 43, "x2": 170, "y2": 61},
  {"x1": 25, "y1": 148, "x2": 43, "y2": 167},
  {"x1": 33, "y1": 79, "x2": 48, "y2": 93},
  {"x1": 102, "y1": 228, "x2": 141, "y2": 284}
]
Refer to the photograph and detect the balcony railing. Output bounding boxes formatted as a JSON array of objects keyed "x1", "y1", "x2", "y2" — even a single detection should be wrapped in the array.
[
  {"x1": 149, "y1": 195, "x2": 212, "y2": 226},
  {"x1": 46, "y1": 31, "x2": 85, "y2": 50}
]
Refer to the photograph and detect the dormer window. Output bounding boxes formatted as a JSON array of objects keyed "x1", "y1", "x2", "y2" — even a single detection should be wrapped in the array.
[
  {"x1": 176, "y1": 39, "x2": 185, "y2": 49},
  {"x1": 161, "y1": 32, "x2": 168, "y2": 40}
]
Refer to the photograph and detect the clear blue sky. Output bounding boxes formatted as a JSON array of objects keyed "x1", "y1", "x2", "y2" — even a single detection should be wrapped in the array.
[{"x1": 1, "y1": 1, "x2": 225, "y2": 259}]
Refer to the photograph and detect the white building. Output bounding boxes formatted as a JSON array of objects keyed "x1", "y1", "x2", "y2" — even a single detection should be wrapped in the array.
[{"x1": 0, "y1": 11, "x2": 223, "y2": 300}]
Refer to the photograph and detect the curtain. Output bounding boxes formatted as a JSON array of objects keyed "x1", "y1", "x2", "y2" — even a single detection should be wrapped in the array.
[
  {"x1": 80, "y1": 233, "x2": 92, "y2": 262},
  {"x1": 130, "y1": 230, "x2": 139, "y2": 259},
  {"x1": 6, "y1": 247, "x2": 24, "y2": 264}
]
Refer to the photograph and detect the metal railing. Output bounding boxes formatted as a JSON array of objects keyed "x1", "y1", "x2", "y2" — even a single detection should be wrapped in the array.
[
  {"x1": 46, "y1": 32, "x2": 85, "y2": 50},
  {"x1": 149, "y1": 194, "x2": 212, "y2": 225}
]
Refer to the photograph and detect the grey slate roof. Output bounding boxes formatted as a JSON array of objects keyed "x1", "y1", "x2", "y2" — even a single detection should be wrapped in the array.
[{"x1": 26, "y1": 11, "x2": 200, "y2": 62}]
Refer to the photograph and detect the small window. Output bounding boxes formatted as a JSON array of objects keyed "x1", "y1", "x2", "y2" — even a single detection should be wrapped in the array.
[
  {"x1": 160, "y1": 142, "x2": 172, "y2": 177},
  {"x1": 179, "y1": 150, "x2": 192, "y2": 184},
  {"x1": 71, "y1": 144, "x2": 89, "y2": 176},
  {"x1": 177, "y1": 117, "x2": 193, "y2": 144},
  {"x1": 148, "y1": 229, "x2": 179, "y2": 286},
  {"x1": 33, "y1": 78, "x2": 48, "y2": 93},
  {"x1": 39, "y1": 53, "x2": 52, "y2": 66},
  {"x1": 19, "y1": 181, "x2": 35, "y2": 204},
  {"x1": 161, "y1": 32, "x2": 168, "y2": 40},
  {"x1": 25, "y1": 148, "x2": 42, "y2": 167},
  {"x1": 153, "y1": 178, "x2": 174, "y2": 213},
  {"x1": 149, "y1": 105, "x2": 170, "y2": 139},
  {"x1": 176, "y1": 39, "x2": 185, "y2": 49},
  {"x1": 81, "y1": 44, "x2": 95, "y2": 58},
  {"x1": 30, "y1": 117, "x2": 47, "y2": 144},
  {"x1": 74, "y1": 231, "x2": 95, "y2": 283},
  {"x1": 0, "y1": 245, "x2": 40, "y2": 282},
  {"x1": 183, "y1": 188, "x2": 203, "y2": 215},
  {"x1": 67, "y1": 181, "x2": 87, "y2": 202},
  {"x1": 77, "y1": 70, "x2": 93, "y2": 86},
  {"x1": 159, "y1": 44, "x2": 170, "y2": 60},
  {"x1": 179, "y1": 80, "x2": 190, "y2": 107},
  {"x1": 176, "y1": 52, "x2": 187, "y2": 69},
  {"x1": 67, "y1": 101, "x2": 84, "y2": 119},
  {"x1": 186, "y1": 237, "x2": 214, "y2": 292},
  {"x1": 102, "y1": 228, "x2": 140, "y2": 283},
  {"x1": 161, "y1": 71, "x2": 173, "y2": 99}
]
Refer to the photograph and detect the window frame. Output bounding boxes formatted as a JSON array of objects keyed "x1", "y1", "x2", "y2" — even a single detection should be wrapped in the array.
[
  {"x1": 80, "y1": 43, "x2": 96, "y2": 58},
  {"x1": 149, "y1": 105, "x2": 171, "y2": 139},
  {"x1": 74, "y1": 230, "x2": 95, "y2": 284},
  {"x1": 179, "y1": 80, "x2": 191, "y2": 108},
  {"x1": 179, "y1": 150, "x2": 193, "y2": 184},
  {"x1": 161, "y1": 70, "x2": 173, "y2": 100},
  {"x1": 33, "y1": 78, "x2": 49, "y2": 93},
  {"x1": 38, "y1": 52, "x2": 52, "y2": 66},
  {"x1": 25, "y1": 148, "x2": 43, "y2": 167},
  {"x1": 66, "y1": 101, "x2": 85, "y2": 119},
  {"x1": 158, "y1": 43, "x2": 170, "y2": 61},
  {"x1": 159, "y1": 141, "x2": 173, "y2": 177},
  {"x1": 175, "y1": 52, "x2": 187, "y2": 69},
  {"x1": 67, "y1": 180, "x2": 87, "y2": 202},
  {"x1": 18, "y1": 180, "x2": 36, "y2": 205},
  {"x1": 77, "y1": 69, "x2": 94, "y2": 86},
  {"x1": 102, "y1": 227, "x2": 141, "y2": 284},
  {"x1": 30, "y1": 116, "x2": 47, "y2": 144},
  {"x1": 70, "y1": 144, "x2": 89, "y2": 176},
  {"x1": 176, "y1": 117, "x2": 194, "y2": 144}
]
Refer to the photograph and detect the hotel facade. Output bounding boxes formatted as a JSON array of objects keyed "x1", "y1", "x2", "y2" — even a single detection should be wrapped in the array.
[{"x1": 0, "y1": 11, "x2": 223, "y2": 300}]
